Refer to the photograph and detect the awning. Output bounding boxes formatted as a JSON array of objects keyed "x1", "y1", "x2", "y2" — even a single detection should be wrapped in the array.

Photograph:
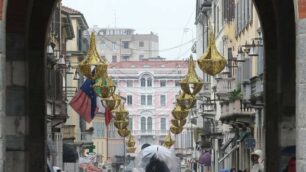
[
  {"x1": 218, "y1": 145, "x2": 239, "y2": 163},
  {"x1": 63, "y1": 143, "x2": 79, "y2": 163}
]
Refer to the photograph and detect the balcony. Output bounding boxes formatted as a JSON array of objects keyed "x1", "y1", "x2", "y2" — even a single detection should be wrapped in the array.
[
  {"x1": 242, "y1": 74, "x2": 264, "y2": 106},
  {"x1": 220, "y1": 100, "x2": 255, "y2": 128},
  {"x1": 215, "y1": 76, "x2": 235, "y2": 100}
]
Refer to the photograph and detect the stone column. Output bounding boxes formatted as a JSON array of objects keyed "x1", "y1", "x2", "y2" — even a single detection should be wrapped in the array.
[
  {"x1": 296, "y1": 18, "x2": 306, "y2": 171},
  {"x1": 0, "y1": 0, "x2": 6, "y2": 171}
]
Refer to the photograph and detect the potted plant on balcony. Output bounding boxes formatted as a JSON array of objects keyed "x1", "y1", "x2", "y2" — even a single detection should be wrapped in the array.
[{"x1": 228, "y1": 89, "x2": 243, "y2": 102}]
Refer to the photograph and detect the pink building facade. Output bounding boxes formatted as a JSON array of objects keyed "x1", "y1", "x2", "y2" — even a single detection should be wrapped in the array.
[{"x1": 108, "y1": 60, "x2": 188, "y2": 151}]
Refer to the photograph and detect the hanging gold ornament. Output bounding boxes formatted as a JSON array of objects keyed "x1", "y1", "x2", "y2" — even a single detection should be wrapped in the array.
[
  {"x1": 113, "y1": 102, "x2": 129, "y2": 116},
  {"x1": 180, "y1": 55, "x2": 204, "y2": 95},
  {"x1": 176, "y1": 91, "x2": 196, "y2": 110},
  {"x1": 170, "y1": 125, "x2": 184, "y2": 135},
  {"x1": 102, "y1": 93, "x2": 121, "y2": 111},
  {"x1": 171, "y1": 119, "x2": 187, "y2": 128},
  {"x1": 127, "y1": 147, "x2": 136, "y2": 153},
  {"x1": 118, "y1": 128, "x2": 131, "y2": 137},
  {"x1": 163, "y1": 132, "x2": 175, "y2": 148},
  {"x1": 79, "y1": 32, "x2": 108, "y2": 79},
  {"x1": 172, "y1": 104, "x2": 189, "y2": 120},
  {"x1": 114, "y1": 120, "x2": 129, "y2": 129},
  {"x1": 198, "y1": 30, "x2": 227, "y2": 76},
  {"x1": 127, "y1": 134, "x2": 136, "y2": 147},
  {"x1": 93, "y1": 76, "x2": 116, "y2": 99}
]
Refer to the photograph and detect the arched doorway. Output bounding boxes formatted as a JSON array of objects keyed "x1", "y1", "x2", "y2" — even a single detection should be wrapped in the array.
[
  {"x1": 5, "y1": 0, "x2": 57, "y2": 171},
  {"x1": 252, "y1": 0, "x2": 296, "y2": 171},
  {"x1": 1, "y1": 0, "x2": 300, "y2": 171}
]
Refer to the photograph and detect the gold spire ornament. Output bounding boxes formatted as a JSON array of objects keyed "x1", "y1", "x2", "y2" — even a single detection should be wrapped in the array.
[
  {"x1": 198, "y1": 30, "x2": 227, "y2": 76},
  {"x1": 176, "y1": 91, "x2": 196, "y2": 110},
  {"x1": 101, "y1": 93, "x2": 121, "y2": 111},
  {"x1": 163, "y1": 132, "x2": 175, "y2": 148},
  {"x1": 180, "y1": 55, "x2": 204, "y2": 95},
  {"x1": 172, "y1": 104, "x2": 189, "y2": 120},
  {"x1": 79, "y1": 32, "x2": 108, "y2": 79}
]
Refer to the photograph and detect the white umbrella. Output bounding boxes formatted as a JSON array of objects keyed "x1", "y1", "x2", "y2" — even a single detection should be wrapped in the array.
[{"x1": 135, "y1": 145, "x2": 180, "y2": 172}]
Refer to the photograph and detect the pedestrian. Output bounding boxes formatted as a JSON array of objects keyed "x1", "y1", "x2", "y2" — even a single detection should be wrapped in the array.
[
  {"x1": 135, "y1": 145, "x2": 180, "y2": 172},
  {"x1": 250, "y1": 149, "x2": 264, "y2": 172}
]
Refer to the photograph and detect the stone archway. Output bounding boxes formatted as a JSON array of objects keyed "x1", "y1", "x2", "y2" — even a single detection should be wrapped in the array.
[
  {"x1": 4, "y1": 0, "x2": 57, "y2": 171},
  {"x1": 0, "y1": 0, "x2": 302, "y2": 171},
  {"x1": 252, "y1": 0, "x2": 296, "y2": 171}
]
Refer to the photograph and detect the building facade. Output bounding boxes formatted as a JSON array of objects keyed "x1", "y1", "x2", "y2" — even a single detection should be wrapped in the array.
[
  {"x1": 92, "y1": 27, "x2": 159, "y2": 63},
  {"x1": 194, "y1": 0, "x2": 270, "y2": 172},
  {"x1": 108, "y1": 59, "x2": 189, "y2": 152}
]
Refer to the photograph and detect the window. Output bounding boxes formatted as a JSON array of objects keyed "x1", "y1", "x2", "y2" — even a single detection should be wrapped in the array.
[
  {"x1": 147, "y1": 95, "x2": 152, "y2": 105},
  {"x1": 139, "y1": 55, "x2": 144, "y2": 60},
  {"x1": 121, "y1": 55, "x2": 129, "y2": 61},
  {"x1": 123, "y1": 41, "x2": 129, "y2": 49},
  {"x1": 160, "y1": 118, "x2": 166, "y2": 131},
  {"x1": 147, "y1": 117, "x2": 152, "y2": 131},
  {"x1": 139, "y1": 41, "x2": 144, "y2": 47},
  {"x1": 127, "y1": 80, "x2": 133, "y2": 87},
  {"x1": 112, "y1": 56, "x2": 117, "y2": 63},
  {"x1": 175, "y1": 80, "x2": 180, "y2": 87},
  {"x1": 160, "y1": 80, "x2": 166, "y2": 87},
  {"x1": 141, "y1": 78, "x2": 146, "y2": 87},
  {"x1": 93, "y1": 122, "x2": 104, "y2": 138},
  {"x1": 160, "y1": 95, "x2": 166, "y2": 106},
  {"x1": 112, "y1": 42, "x2": 117, "y2": 50},
  {"x1": 147, "y1": 78, "x2": 152, "y2": 87},
  {"x1": 141, "y1": 95, "x2": 146, "y2": 105},
  {"x1": 127, "y1": 95, "x2": 133, "y2": 105},
  {"x1": 141, "y1": 117, "x2": 146, "y2": 130},
  {"x1": 129, "y1": 117, "x2": 133, "y2": 130}
]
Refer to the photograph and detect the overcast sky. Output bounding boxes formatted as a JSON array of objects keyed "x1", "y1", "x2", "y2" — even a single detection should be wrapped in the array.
[{"x1": 63, "y1": 0, "x2": 196, "y2": 60}]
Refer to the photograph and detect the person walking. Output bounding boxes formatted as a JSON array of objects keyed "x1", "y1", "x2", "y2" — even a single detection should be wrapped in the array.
[{"x1": 250, "y1": 150, "x2": 264, "y2": 172}]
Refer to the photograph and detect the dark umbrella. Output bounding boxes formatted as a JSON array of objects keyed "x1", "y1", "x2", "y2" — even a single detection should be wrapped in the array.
[
  {"x1": 281, "y1": 145, "x2": 296, "y2": 156},
  {"x1": 199, "y1": 151, "x2": 211, "y2": 166}
]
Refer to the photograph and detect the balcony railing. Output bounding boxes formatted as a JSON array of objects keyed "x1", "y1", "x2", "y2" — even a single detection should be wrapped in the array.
[
  {"x1": 215, "y1": 78, "x2": 236, "y2": 99},
  {"x1": 132, "y1": 130, "x2": 168, "y2": 136},
  {"x1": 81, "y1": 132, "x2": 93, "y2": 142}
]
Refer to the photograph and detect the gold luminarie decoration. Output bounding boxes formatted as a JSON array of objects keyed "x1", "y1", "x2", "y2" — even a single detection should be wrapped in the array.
[
  {"x1": 93, "y1": 77, "x2": 116, "y2": 99},
  {"x1": 198, "y1": 30, "x2": 227, "y2": 76},
  {"x1": 180, "y1": 55, "x2": 203, "y2": 95},
  {"x1": 176, "y1": 91, "x2": 196, "y2": 110},
  {"x1": 126, "y1": 134, "x2": 136, "y2": 153},
  {"x1": 170, "y1": 126, "x2": 184, "y2": 135},
  {"x1": 101, "y1": 93, "x2": 121, "y2": 111},
  {"x1": 172, "y1": 104, "x2": 189, "y2": 120},
  {"x1": 113, "y1": 102, "x2": 130, "y2": 137},
  {"x1": 170, "y1": 103, "x2": 189, "y2": 135},
  {"x1": 79, "y1": 32, "x2": 108, "y2": 79},
  {"x1": 163, "y1": 132, "x2": 175, "y2": 148}
]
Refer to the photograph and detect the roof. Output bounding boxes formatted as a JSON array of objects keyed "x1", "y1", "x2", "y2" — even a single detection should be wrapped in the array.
[
  {"x1": 109, "y1": 60, "x2": 188, "y2": 69},
  {"x1": 61, "y1": 6, "x2": 89, "y2": 30},
  {"x1": 62, "y1": 6, "x2": 82, "y2": 15}
]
